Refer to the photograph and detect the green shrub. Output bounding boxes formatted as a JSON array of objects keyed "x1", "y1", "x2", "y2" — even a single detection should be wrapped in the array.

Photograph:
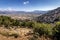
[
  {"x1": 20, "y1": 22, "x2": 26, "y2": 26},
  {"x1": 25, "y1": 21, "x2": 34, "y2": 28},
  {"x1": 0, "y1": 16, "x2": 21, "y2": 28},
  {"x1": 53, "y1": 21, "x2": 60, "y2": 37},
  {"x1": 33, "y1": 22, "x2": 53, "y2": 36},
  {"x1": 11, "y1": 20, "x2": 20, "y2": 26}
]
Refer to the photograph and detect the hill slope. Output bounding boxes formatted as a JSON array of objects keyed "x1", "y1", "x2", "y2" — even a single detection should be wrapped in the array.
[{"x1": 36, "y1": 7, "x2": 60, "y2": 23}]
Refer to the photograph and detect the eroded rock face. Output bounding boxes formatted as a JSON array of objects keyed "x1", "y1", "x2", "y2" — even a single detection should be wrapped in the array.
[{"x1": 36, "y1": 7, "x2": 60, "y2": 23}]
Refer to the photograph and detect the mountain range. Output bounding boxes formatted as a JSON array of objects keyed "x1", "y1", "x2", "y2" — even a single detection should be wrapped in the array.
[
  {"x1": 36, "y1": 7, "x2": 60, "y2": 23},
  {"x1": 0, "y1": 10, "x2": 47, "y2": 14}
]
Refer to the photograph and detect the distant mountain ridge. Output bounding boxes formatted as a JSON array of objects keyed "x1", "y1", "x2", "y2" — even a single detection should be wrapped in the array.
[
  {"x1": 0, "y1": 10, "x2": 47, "y2": 14},
  {"x1": 36, "y1": 7, "x2": 60, "y2": 23}
]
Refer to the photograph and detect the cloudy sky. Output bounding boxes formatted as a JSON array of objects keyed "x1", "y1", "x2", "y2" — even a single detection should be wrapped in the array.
[{"x1": 0, "y1": 0, "x2": 60, "y2": 11}]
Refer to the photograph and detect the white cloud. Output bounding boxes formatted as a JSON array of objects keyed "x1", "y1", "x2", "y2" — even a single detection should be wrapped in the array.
[
  {"x1": 0, "y1": 7, "x2": 17, "y2": 11},
  {"x1": 23, "y1": 1, "x2": 29, "y2": 5},
  {"x1": 6, "y1": 7, "x2": 15, "y2": 11}
]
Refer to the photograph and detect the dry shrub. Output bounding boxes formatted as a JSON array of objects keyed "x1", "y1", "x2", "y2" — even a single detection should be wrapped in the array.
[{"x1": 0, "y1": 27, "x2": 19, "y2": 38}]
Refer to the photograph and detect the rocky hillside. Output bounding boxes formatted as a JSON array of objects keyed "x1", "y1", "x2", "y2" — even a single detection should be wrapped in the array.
[{"x1": 36, "y1": 7, "x2": 60, "y2": 23}]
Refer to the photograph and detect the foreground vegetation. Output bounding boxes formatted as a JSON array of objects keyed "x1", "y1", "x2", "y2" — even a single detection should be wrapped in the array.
[{"x1": 0, "y1": 16, "x2": 60, "y2": 40}]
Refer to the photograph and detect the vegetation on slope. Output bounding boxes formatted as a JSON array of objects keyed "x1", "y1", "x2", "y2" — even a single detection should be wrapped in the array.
[{"x1": 0, "y1": 16, "x2": 60, "y2": 40}]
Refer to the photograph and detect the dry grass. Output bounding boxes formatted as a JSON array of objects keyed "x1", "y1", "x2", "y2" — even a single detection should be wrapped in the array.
[
  {"x1": 0, "y1": 27, "x2": 33, "y2": 40},
  {"x1": 0, "y1": 27, "x2": 53, "y2": 40},
  {"x1": 0, "y1": 34, "x2": 32, "y2": 40}
]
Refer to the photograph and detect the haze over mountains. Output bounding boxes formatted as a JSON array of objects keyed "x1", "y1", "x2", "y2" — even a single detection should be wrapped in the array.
[
  {"x1": 0, "y1": 10, "x2": 47, "y2": 14},
  {"x1": 0, "y1": 9, "x2": 47, "y2": 20}
]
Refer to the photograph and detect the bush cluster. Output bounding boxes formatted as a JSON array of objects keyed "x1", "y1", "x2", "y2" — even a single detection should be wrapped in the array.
[
  {"x1": 32, "y1": 22, "x2": 53, "y2": 36},
  {"x1": 32, "y1": 21, "x2": 60, "y2": 39},
  {"x1": 0, "y1": 16, "x2": 20, "y2": 28},
  {"x1": 0, "y1": 16, "x2": 34, "y2": 28}
]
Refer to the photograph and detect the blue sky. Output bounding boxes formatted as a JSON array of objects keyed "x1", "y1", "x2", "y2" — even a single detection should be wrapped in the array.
[{"x1": 0, "y1": 0, "x2": 60, "y2": 11}]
